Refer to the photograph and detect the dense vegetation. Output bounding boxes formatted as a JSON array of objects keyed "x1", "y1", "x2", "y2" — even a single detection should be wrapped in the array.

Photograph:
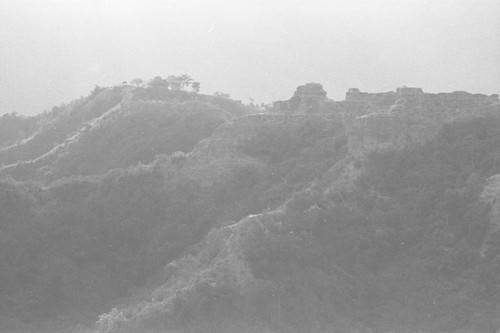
[
  {"x1": 0, "y1": 79, "x2": 252, "y2": 331},
  {"x1": 0, "y1": 80, "x2": 250, "y2": 183},
  {"x1": 94, "y1": 114, "x2": 500, "y2": 333},
  {"x1": 1, "y1": 80, "x2": 499, "y2": 332},
  {"x1": 243, "y1": 115, "x2": 500, "y2": 332},
  {"x1": 0, "y1": 113, "x2": 39, "y2": 148}
]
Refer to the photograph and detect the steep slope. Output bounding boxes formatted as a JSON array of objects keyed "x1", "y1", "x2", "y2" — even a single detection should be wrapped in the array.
[
  {"x1": 0, "y1": 87, "x2": 123, "y2": 166},
  {"x1": 94, "y1": 86, "x2": 500, "y2": 333},
  {"x1": 179, "y1": 113, "x2": 343, "y2": 186},
  {"x1": 0, "y1": 86, "x2": 347, "y2": 332},
  {"x1": 0, "y1": 85, "x2": 251, "y2": 183},
  {"x1": 479, "y1": 174, "x2": 500, "y2": 257},
  {"x1": 0, "y1": 112, "x2": 40, "y2": 148},
  {"x1": 101, "y1": 114, "x2": 500, "y2": 333},
  {"x1": 88, "y1": 113, "x2": 352, "y2": 333},
  {"x1": 2, "y1": 83, "x2": 500, "y2": 333},
  {"x1": 95, "y1": 209, "x2": 362, "y2": 333},
  {"x1": 345, "y1": 87, "x2": 500, "y2": 156}
]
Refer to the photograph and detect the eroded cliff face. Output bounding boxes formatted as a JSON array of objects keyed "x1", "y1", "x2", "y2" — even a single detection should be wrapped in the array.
[
  {"x1": 480, "y1": 174, "x2": 500, "y2": 257},
  {"x1": 271, "y1": 84, "x2": 500, "y2": 156},
  {"x1": 179, "y1": 113, "x2": 341, "y2": 186},
  {"x1": 94, "y1": 85, "x2": 500, "y2": 333},
  {"x1": 273, "y1": 83, "x2": 329, "y2": 113},
  {"x1": 345, "y1": 87, "x2": 500, "y2": 156},
  {"x1": 266, "y1": 84, "x2": 500, "y2": 157}
]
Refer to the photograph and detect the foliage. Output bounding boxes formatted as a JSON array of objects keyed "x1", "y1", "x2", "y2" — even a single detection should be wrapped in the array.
[
  {"x1": 0, "y1": 79, "x2": 248, "y2": 329},
  {"x1": 0, "y1": 86, "x2": 123, "y2": 166},
  {"x1": 242, "y1": 115, "x2": 500, "y2": 332},
  {"x1": 0, "y1": 113, "x2": 39, "y2": 148},
  {"x1": 2, "y1": 78, "x2": 500, "y2": 332},
  {"x1": 130, "y1": 78, "x2": 143, "y2": 87},
  {"x1": 146, "y1": 75, "x2": 198, "y2": 92},
  {"x1": 191, "y1": 81, "x2": 201, "y2": 93},
  {"x1": 49, "y1": 100, "x2": 227, "y2": 178}
]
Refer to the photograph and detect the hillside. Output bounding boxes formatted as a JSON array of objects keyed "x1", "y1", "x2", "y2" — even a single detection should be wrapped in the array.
[
  {"x1": 1, "y1": 80, "x2": 500, "y2": 333},
  {"x1": 0, "y1": 83, "x2": 250, "y2": 183}
]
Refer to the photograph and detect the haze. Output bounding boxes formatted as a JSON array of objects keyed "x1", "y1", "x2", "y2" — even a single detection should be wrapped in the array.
[{"x1": 0, "y1": 0, "x2": 499, "y2": 115}]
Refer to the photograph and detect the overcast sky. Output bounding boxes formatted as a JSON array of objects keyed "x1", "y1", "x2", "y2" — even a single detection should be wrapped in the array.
[{"x1": 1, "y1": 0, "x2": 499, "y2": 115}]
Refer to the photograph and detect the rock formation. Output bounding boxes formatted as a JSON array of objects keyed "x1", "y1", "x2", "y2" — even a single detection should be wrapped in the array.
[
  {"x1": 480, "y1": 174, "x2": 500, "y2": 257},
  {"x1": 344, "y1": 87, "x2": 500, "y2": 156},
  {"x1": 273, "y1": 83, "x2": 328, "y2": 113},
  {"x1": 180, "y1": 113, "x2": 340, "y2": 186}
]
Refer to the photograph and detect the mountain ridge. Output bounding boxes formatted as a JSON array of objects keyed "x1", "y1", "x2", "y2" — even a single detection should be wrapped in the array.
[{"x1": 1, "y1": 81, "x2": 500, "y2": 333}]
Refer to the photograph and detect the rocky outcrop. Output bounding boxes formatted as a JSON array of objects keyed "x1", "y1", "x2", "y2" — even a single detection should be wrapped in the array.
[
  {"x1": 345, "y1": 87, "x2": 500, "y2": 156},
  {"x1": 180, "y1": 113, "x2": 340, "y2": 186},
  {"x1": 273, "y1": 83, "x2": 328, "y2": 113},
  {"x1": 346, "y1": 86, "x2": 498, "y2": 111},
  {"x1": 93, "y1": 84, "x2": 500, "y2": 333},
  {"x1": 480, "y1": 174, "x2": 500, "y2": 257},
  {"x1": 347, "y1": 113, "x2": 404, "y2": 155}
]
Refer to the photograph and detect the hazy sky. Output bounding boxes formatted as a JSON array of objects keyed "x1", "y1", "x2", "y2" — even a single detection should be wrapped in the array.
[{"x1": 1, "y1": 0, "x2": 499, "y2": 115}]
